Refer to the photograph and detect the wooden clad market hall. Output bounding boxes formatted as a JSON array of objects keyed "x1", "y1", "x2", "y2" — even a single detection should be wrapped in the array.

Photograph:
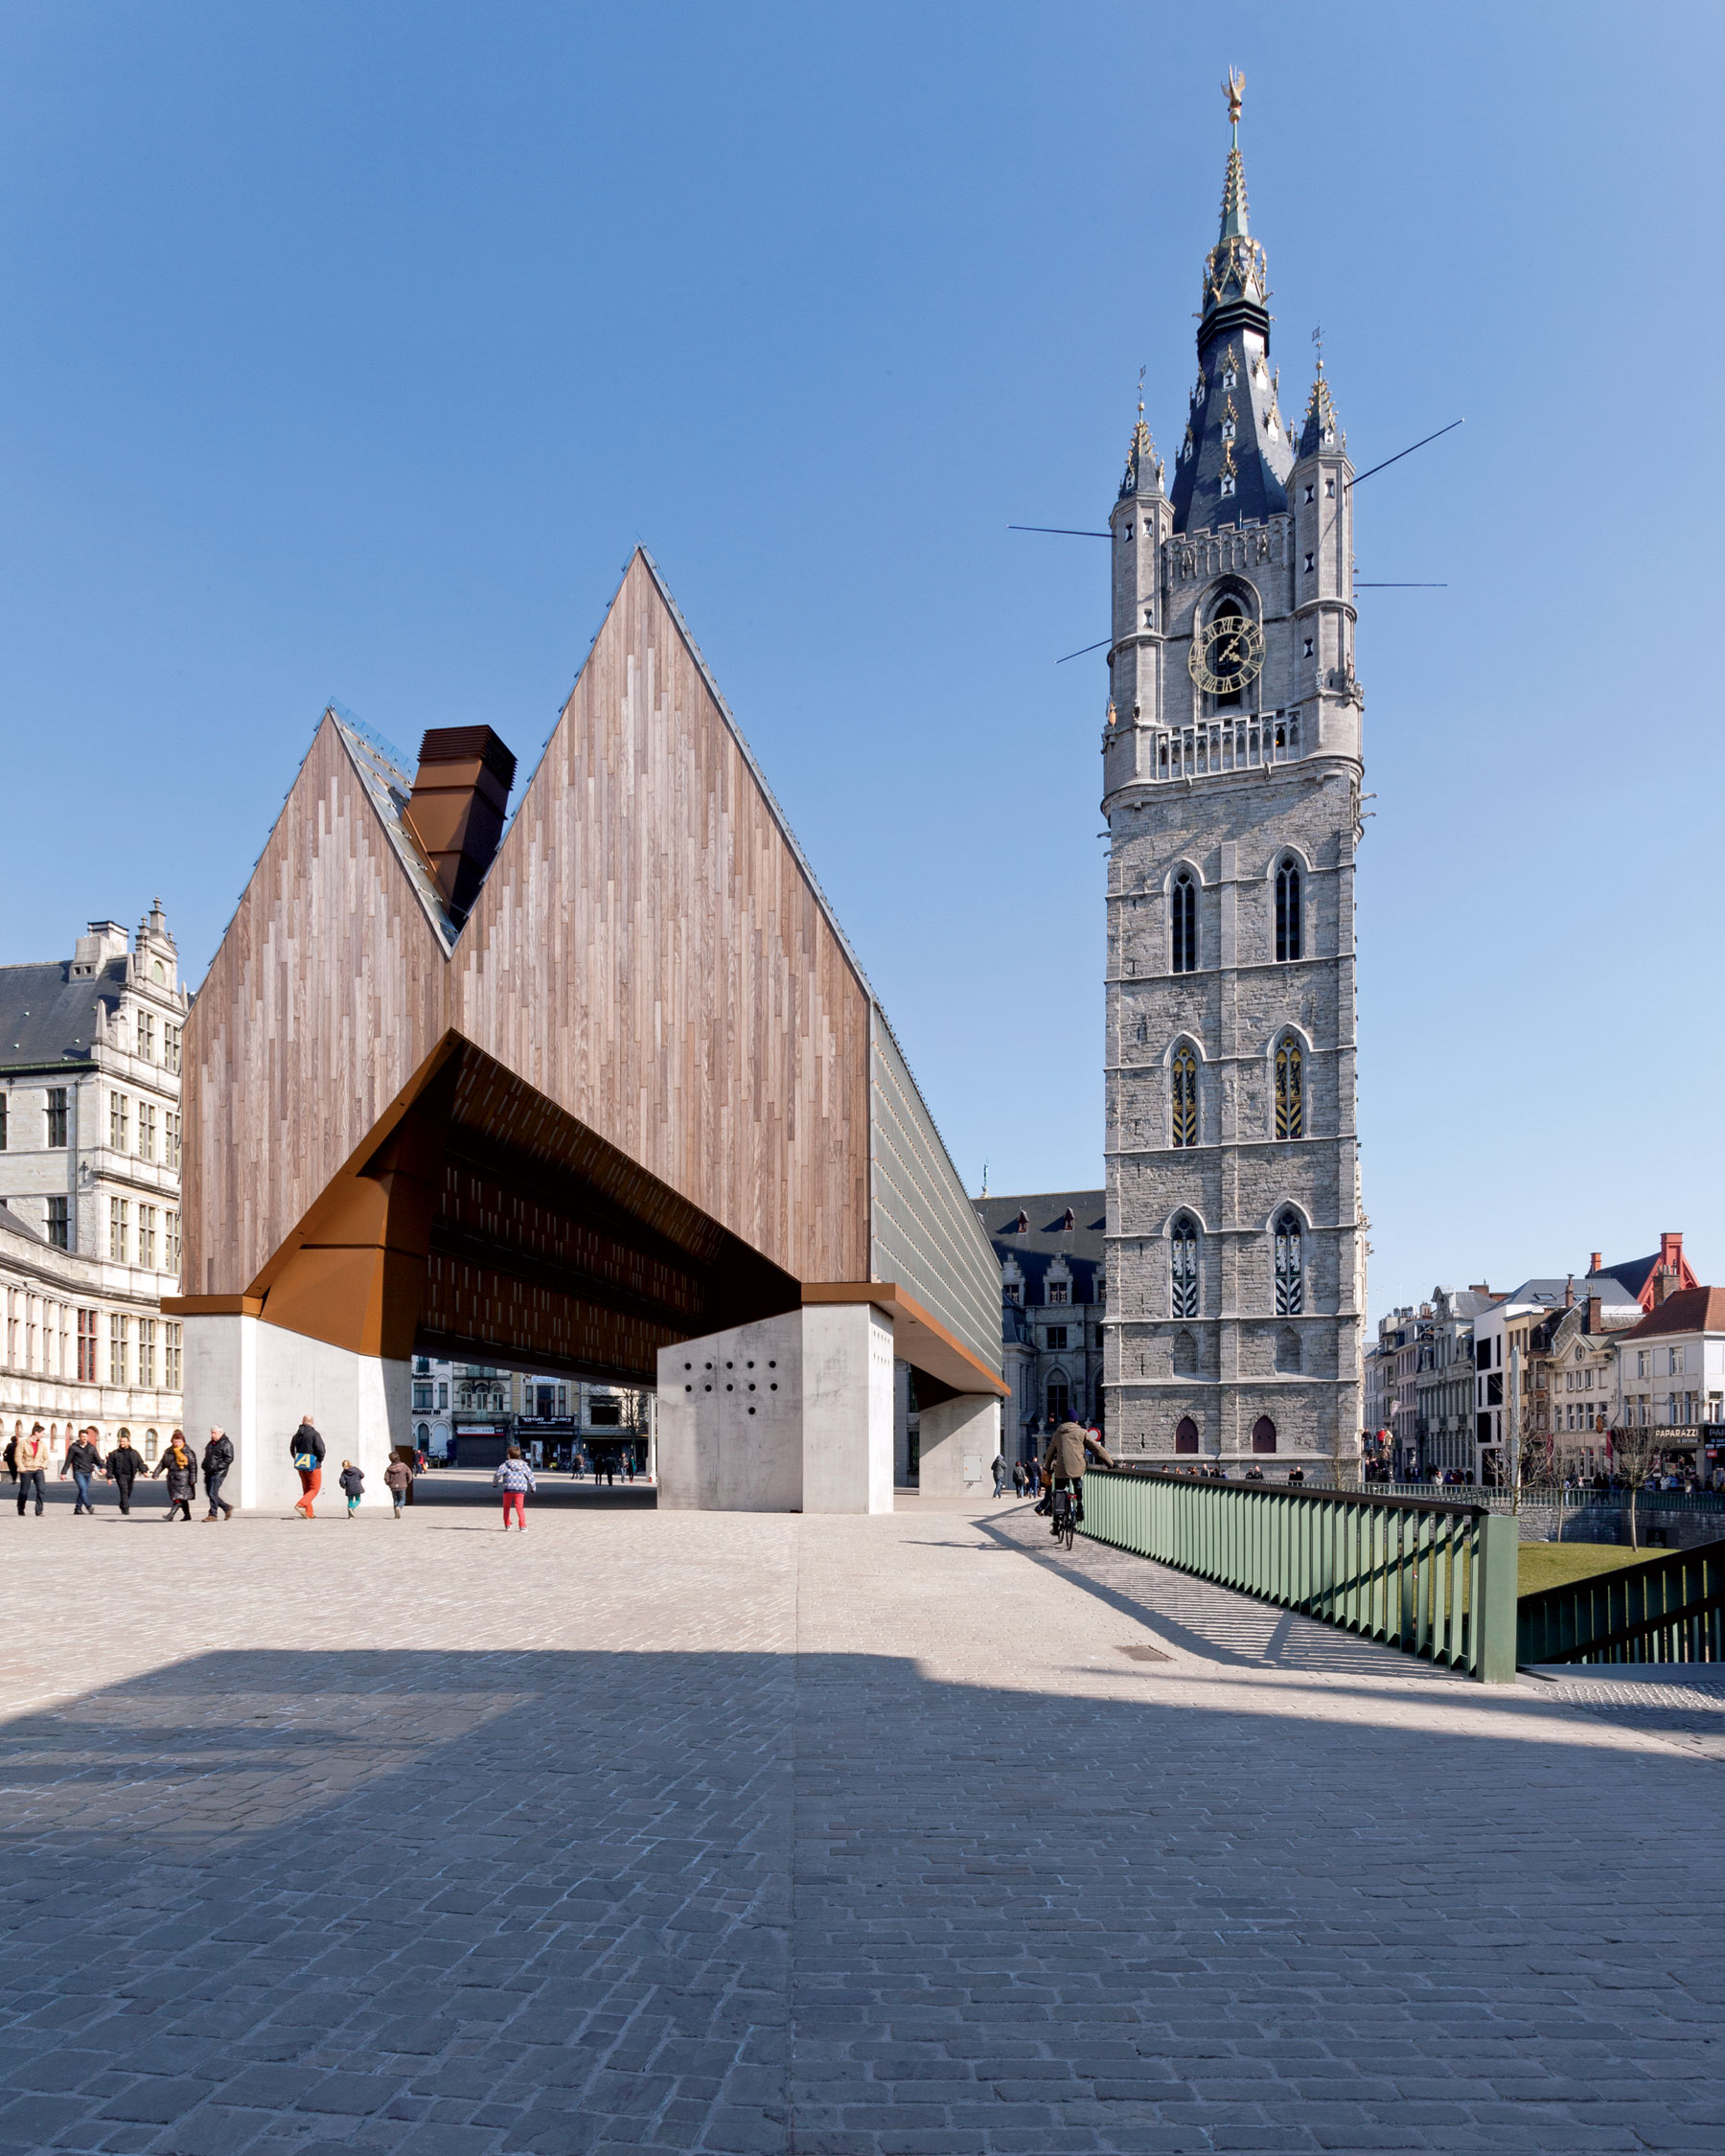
[{"x1": 166, "y1": 552, "x2": 1003, "y2": 1511}]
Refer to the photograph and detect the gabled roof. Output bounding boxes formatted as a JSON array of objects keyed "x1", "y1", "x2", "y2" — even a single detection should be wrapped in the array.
[
  {"x1": 0, "y1": 958, "x2": 124, "y2": 1069},
  {"x1": 1485, "y1": 1278, "x2": 1573, "y2": 1314},
  {"x1": 1596, "y1": 1252, "x2": 1662, "y2": 1301},
  {"x1": 1617, "y1": 1287, "x2": 1725, "y2": 1341},
  {"x1": 1432, "y1": 1287, "x2": 1496, "y2": 1321},
  {"x1": 1579, "y1": 1271, "x2": 1644, "y2": 1325},
  {"x1": 975, "y1": 1190, "x2": 1106, "y2": 1301}
]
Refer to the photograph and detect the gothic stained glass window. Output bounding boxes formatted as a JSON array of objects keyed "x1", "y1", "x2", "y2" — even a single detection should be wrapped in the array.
[
  {"x1": 1276, "y1": 857, "x2": 1302, "y2": 962},
  {"x1": 1171, "y1": 1046, "x2": 1197, "y2": 1149},
  {"x1": 1275, "y1": 1038, "x2": 1303, "y2": 1139},
  {"x1": 1274, "y1": 1210, "x2": 1304, "y2": 1316},
  {"x1": 1170, "y1": 871, "x2": 1197, "y2": 974},
  {"x1": 1170, "y1": 1216, "x2": 1199, "y2": 1319}
]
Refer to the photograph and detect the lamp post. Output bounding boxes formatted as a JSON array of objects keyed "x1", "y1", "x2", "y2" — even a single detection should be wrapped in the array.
[{"x1": 1506, "y1": 1333, "x2": 1523, "y2": 1514}]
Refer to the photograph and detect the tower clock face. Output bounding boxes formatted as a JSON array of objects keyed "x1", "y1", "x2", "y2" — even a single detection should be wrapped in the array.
[{"x1": 1188, "y1": 613, "x2": 1266, "y2": 696}]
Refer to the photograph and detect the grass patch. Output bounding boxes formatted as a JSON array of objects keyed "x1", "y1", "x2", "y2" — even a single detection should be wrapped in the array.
[{"x1": 1518, "y1": 1540, "x2": 1664, "y2": 1596}]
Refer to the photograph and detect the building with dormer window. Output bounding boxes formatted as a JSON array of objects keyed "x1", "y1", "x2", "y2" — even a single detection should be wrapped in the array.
[
  {"x1": 974, "y1": 1191, "x2": 1106, "y2": 1463},
  {"x1": 0, "y1": 906, "x2": 188, "y2": 1457}
]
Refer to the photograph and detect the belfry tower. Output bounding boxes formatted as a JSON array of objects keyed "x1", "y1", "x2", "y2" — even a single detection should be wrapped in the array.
[{"x1": 1100, "y1": 75, "x2": 1365, "y2": 1474}]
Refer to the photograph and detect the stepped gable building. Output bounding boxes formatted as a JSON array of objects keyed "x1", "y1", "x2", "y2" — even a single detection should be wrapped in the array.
[
  {"x1": 974, "y1": 1191, "x2": 1106, "y2": 1459},
  {"x1": 1100, "y1": 78, "x2": 1366, "y2": 1472},
  {"x1": 168, "y1": 551, "x2": 1003, "y2": 1513}
]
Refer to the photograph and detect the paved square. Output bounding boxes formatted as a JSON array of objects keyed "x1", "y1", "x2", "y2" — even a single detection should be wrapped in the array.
[{"x1": 2, "y1": 1474, "x2": 1721, "y2": 2153}]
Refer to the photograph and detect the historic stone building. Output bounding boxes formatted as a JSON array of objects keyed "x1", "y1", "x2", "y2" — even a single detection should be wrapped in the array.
[
  {"x1": 974, "y1": 1191, "x2": 1106, "y2": 1464},
  {"x1": 0, "y1": 905, "x2": 190, "y2": 1457},
  {"x1": 1100, "y1": 85, "x2": 1366, "y2": 1472}
]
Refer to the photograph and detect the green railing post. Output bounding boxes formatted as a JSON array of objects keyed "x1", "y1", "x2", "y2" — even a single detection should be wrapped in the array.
[{"x1": 1475, "y1": 1510, "x2": 1520, "y2": 1682}]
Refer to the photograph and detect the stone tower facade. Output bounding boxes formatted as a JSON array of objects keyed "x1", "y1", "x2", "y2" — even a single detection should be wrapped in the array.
[{"x1": 1100, "y1": 91, "x2": 1365, "y2": 1474}]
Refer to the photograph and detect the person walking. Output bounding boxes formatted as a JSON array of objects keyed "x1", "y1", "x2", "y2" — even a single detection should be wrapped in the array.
[
  {"x1": 152, "y1": 1432, "x2": 198, "y2": 1522},
  {"x1": 61, "y1": 1427, "x2": 104, "y2": 1514},
  {"x1": 494, "y1": 1444, "x2": 535, "y2": 1530},
  {"x1": 991, "y1": 1452, "x2": 1006, "y2": 1499},
  {"x1": 337, "y1": 1459, "x2": 365, "y2": 1516},
  {"x1": 14, "y1": 1425, "x2": 50, "y2": 1517},
  {"x1": 290, "y1": 1413, "x2": 325, "y2": 1519},
  {"x1": 4, "y1": 1428, "x2": 18, "y2": 1484},
  {"x1": 383, "y1": 1450, "x2": 414, "y2": 1518},
  {"x1": 104, "y1": 1429, "x2": 147, "y2": 1516},
  {"x1": 201, "y1": 1429, "x2": 235, "y2": 1521}
]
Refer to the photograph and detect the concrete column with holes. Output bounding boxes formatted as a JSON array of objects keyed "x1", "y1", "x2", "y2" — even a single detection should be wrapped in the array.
[{"x1": 656, "y1": 1302, "x2": 895, "y2": 1514}]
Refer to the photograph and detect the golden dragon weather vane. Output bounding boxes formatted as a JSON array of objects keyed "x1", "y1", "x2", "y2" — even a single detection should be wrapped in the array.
[{"x1": 1224, "y1": 67, "x2": 1245, "y2": 129}]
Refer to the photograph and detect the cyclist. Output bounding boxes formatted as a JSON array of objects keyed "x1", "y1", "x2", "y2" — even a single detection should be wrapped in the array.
[{"x1": 1040, "y1": 1417, "x2": 1114, "y2": 1539}]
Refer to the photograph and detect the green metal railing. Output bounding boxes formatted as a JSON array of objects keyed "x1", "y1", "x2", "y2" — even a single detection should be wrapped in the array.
[
  {"x1": 1517, "y1": 1536, "x2": 1725, "y2": 1665},
  {"x1": 1368, "y1": 1481, "x2": 1725, "y2": 1519},
  {"x1": 1080, "y1": 1468, "x2": 1519, "y2": 1682}
]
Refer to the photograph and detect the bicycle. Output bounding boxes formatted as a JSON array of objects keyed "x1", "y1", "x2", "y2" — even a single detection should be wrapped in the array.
[{"x1": 1050, "y1": 1479, "x2": 1081, "y2": 1552}]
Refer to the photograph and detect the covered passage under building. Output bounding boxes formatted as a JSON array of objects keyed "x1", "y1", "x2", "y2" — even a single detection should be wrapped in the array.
[{"x1": 166, "y1": 552, "x2": 1002, "y2": 1509}]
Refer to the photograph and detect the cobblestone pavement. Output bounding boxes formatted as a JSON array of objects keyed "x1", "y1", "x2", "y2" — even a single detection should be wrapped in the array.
[
  {"x1": 1520, "y1": 1676, "x2": 1725, "y2": 1765},
  {"x1": 2, "y1": 1484, "x2": 1721, "y2": 2154}
]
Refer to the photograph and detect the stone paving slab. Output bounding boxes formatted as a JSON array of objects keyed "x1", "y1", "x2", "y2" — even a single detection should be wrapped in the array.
[{"x1": 0, "y1": 1488, "x2": 1719, "y2": 2151}]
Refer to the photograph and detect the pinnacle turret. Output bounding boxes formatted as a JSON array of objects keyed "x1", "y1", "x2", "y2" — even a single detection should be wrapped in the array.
[
  {"x1": 1298, "y1": 360, "x2": 1346, "y2": 457},
  {"x1": 1118, "y1": 400, "x2": 1163, "y2": 499}
]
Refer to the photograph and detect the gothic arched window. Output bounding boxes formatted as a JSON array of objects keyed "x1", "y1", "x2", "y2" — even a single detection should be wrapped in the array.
[
  {"x1": 1175, "y1": 1414, "x2": 1200, "y2": 1454},
  {"x1": 1275, "y1": 1038, "x2": 1303, "y2": 1140},
  {"x1": 1170, "y1": 870, "x2": 1198, "y2": 974},
  {"x1": 1252, "y1": 1415, "x2": 1277, "y2": 1454},
  {"x1": 1275, "y1": 857, "x2": 1302, "y2": 963},
  {"x1": 1274, "y1": 1210, "x2": 1304, "y2": 1316},
  {"x1": 1046, "y1": 1375, "x2": 1070, "y2": 1426},
  {"x1": 1170, "y1": 1216, "x2": 1200, "y2": 1319},
  {"x1": 1171, "y1": 1046, "x2": 1197, "y2": 1149}
]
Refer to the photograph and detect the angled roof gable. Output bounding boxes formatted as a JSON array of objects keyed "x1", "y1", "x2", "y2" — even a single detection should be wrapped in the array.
[{"x1": 1617, "y1": 1287, "x2": 1725, "y2": 1341}]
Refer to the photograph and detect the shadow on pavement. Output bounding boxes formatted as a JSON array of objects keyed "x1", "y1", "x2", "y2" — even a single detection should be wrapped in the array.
[{"x1": 0, "y1": 1643, "x2": 1721, "y2": 2153}]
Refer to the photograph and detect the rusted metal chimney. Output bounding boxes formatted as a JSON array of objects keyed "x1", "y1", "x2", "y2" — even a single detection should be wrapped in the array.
[{"x1": 404, "y1": 726, "x2": 518, "y2": 926}]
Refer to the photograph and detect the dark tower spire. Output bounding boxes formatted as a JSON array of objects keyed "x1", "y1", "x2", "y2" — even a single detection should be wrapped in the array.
[{"x1": 1168, "y1": 71, "x2": 1294, "y2": 534}]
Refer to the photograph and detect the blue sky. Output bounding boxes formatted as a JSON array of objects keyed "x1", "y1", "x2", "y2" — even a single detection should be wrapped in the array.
[{"x1": 2, "y1": 2, "x2": 1719, "y2": 1319}]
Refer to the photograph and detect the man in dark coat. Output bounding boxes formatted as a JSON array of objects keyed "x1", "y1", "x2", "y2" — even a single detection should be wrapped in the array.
[
  {"x1": 202, "y1": 1428, "x2": 236, "y2": 1521},
  {"x1": 290, "y1": 1413, "x2": 325, "y2": 1519},
  {"x1": 61, "y1": 1427, "x2": 104, "y2": 1514},
  {"x1": 104, "y1": 1430, "x2": 147, "y2": 1515}
]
